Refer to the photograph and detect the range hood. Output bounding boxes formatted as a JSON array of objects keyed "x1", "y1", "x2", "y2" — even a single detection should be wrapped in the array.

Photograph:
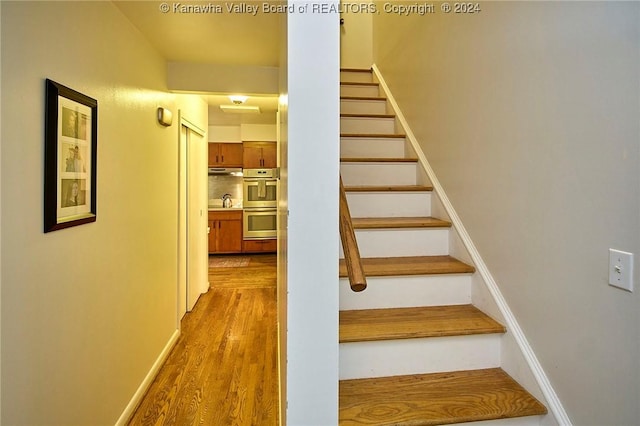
[{"x1": 208, "y1": 167, "x2": 243, "y2": 176}]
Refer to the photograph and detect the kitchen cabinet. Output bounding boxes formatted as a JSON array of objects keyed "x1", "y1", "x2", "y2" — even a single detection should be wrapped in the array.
[
  {"x1": 243, "y1": 239, "x2": 277, "y2": 253},
  {"x1": 208, "y1": 210, "x2": 243, "y2": 254},
  {"x1": 208, "y1": 143, "x2": 243, "y2": 167},
  {"x1": 243, "y1": 142, "x2": 277, "y2": 169}
]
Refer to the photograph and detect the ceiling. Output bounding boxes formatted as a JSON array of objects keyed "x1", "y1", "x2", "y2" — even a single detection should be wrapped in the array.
[
  {"x1": 114, "y1": 1, "x2": 282, "y2": 110},
  {"x1": 114, "y1": 1, "x2": 282, "y2": 67}
]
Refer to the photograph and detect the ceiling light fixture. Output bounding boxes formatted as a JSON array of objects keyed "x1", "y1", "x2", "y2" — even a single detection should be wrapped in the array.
[
  {"x1": 220, "y1": 104, "x2": 261, "y2": 114},
  {"x1": 228, "y1": 95, "x2": 248, "y2": 105}
]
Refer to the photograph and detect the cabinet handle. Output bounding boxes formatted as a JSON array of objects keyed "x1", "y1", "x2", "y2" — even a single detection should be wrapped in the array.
[{"x1": 221, "y1": 155, "x2": 224, "y2": 163}]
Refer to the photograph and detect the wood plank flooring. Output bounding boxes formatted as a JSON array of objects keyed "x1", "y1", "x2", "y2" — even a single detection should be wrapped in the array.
[{"x1": 127, "y1": 254, "x2": 278, "y2": 426}]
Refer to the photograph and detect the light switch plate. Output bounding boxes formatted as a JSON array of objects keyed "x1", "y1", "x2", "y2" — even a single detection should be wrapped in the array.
[{"x1": 609, "y1": 249, "x2": 634, "y2": 292}]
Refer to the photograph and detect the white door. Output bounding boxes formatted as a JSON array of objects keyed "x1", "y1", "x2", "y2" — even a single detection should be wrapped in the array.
[{"x1": 178, "y1": 118, "x2": 208, "y2": 321}]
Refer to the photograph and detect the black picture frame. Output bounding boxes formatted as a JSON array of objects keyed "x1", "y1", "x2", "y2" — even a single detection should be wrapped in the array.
[{"x1": 44, "y1": 79, "x2": 97, "y2": 232}]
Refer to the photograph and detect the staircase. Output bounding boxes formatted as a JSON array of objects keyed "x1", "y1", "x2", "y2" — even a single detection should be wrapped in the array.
[{"x1": 338, "y1": 68, "x2": 548, "y2": 425}]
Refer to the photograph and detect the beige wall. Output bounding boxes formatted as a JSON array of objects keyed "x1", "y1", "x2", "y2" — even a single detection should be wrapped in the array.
[
  {"x1": 1, "y1": 2, "x2": 205, "y2": 424},
  {"x1": 168, "y1": 62, "x2": 279, "y2": 94},
  {"x1": 374, "y1": 2, "x2": 639, "y2": 425},
  {"x1": 340, "y1": 7, "x2": 373, "y2": 68}
]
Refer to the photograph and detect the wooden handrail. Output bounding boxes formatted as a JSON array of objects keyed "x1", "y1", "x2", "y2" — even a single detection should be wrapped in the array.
[{"x1": 339, "y1": 176, "x2": 367, "y2": 292}]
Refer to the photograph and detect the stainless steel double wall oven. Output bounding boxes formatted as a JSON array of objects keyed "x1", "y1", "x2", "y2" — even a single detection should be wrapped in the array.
[{"x1": 242, "y1": 168, "x2": 277, "y2": 239}]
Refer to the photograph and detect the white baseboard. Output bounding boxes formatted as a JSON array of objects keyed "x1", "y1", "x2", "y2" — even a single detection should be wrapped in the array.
[
  {"x1": 372, "y1": 64, "x2": 571, "y2": 426},
  {"x1": 114, "y1": 328, "x2": 181, "y2": 425}
]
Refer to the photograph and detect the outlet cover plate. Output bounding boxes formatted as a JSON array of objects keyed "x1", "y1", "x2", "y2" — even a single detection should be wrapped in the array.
[{"x1": 609, "y1": 249, "x2": 634, "y2": 292}]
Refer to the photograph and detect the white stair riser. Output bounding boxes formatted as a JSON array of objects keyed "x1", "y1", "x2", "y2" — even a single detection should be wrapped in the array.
[
  {"x1": 457, "y1": 416, "x2": 543, "y2": 426},
  {"x1": 346, "y1": 191, "x2": 431, "y2": 217},
  {"x1": 341, "y1": 137, "x2": 405, "y2": 158},
  {"x1": 341, "y1": 116, "x2": 396, "y2": 134},
  {"x1": 352, "y1": 228, "x2": 449, "y2": 257},
  {"x1": 339, "y1": 334, "x2": 502, "y2": 380},
  {"x1": 341, "y1": 163, "x2": 417, "y2": 186},
  {"x1": 340, "y1": 71, "x2": 373, "y2": 83},
  {"x1": 340, "y1": 99, "x2": 387, "y2": 115},
  {"x1": 347, "y1": 192, "x2": 431, "y2": 217},
  {"x1": 340, "y1": 84, "x2": 380, "y2": 97},
  {"x1": 339, "y1": 275, "x2": 472, "y2": 310}
]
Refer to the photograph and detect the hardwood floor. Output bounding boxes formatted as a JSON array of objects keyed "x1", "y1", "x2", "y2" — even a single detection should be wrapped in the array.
[{"x1": 128, "y1": 254, "x2": 278, "y2": 426}]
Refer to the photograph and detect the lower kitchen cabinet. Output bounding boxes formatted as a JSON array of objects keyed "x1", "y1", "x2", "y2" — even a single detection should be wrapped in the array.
[
  {"x1": 208, "y1": 210, "x2": 243, "y2": 254},
  {"x1": 242, "y1": 239, "x2": 277, "y2": 253}
]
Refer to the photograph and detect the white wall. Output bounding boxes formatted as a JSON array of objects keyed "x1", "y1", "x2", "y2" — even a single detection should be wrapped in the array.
[
  {"x1": 0, "y1": 3, "x2": 3, "y2": 420},
  {"x1": 208, "y1": 124, "x2": 276, "y2": 142},
  {"x1": 277, "y1": 11, "x2": 289, "y2": 425},
  {"x1": 374, "y1": 2, "x2": 640, "y2": 425},
  {"x1": 0, "y1": 2, "x2": 206, "y2": 424},
  {"x1": 241, "y1": 123, "x2": 276, "y2": 141},
  {"x1": 286, "y1": 2, "x2": 340, "y2": 424},
  {"x1": 209, "y1": 125, "x2": 242, "y2": 142}
]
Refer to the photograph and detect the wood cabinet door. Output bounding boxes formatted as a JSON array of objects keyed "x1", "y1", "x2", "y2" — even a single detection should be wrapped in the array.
[
  {"x1": 217, "y1": 219, "x2": 243, "y2": 253},
  {"x1": 243, "y1": 142, "x2": 276, "y2": 168},
  {"x1": 243, "y1": 143, "x2": 264, "y2": 168},
  {"x1": 208, "y1": 220, "x2": 218, "y2": 253},
  {"x1": 208, "y1": 143, "x2": 221, "y2": 166},
  {"x1": 209, "y1": 211, "x2": 243, "y2": 254},
  {"x1": 261, "y1": 143, "x2": 277, "y2": 168},
  {"x1": 219, "y1": 143, "x2": 243, "y2": 167}
]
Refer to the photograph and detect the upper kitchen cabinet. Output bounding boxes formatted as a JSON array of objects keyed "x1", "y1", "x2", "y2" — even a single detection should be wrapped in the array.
[
  {"x1": 208, "y1": 143, "x2": 243, "y2": 167},
  {"x1": 243, "y1": 142, "x2": 277, "y2": 169}
]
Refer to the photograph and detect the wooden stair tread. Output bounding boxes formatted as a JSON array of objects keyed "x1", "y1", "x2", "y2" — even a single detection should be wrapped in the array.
[
  {"x1": 339, "y1": 304, "x2": 504, "y2": 343},
  {"x1": 341, "y1": 133, "x2": 405, "y2": 139},
  {"x1": 341, "y1": 157, "x2": 418, "y2": 163},
  {"x1": 339, "y1": 368, "x2": 547, "y2": 425},
  {"x1": 340, "y1": 68, "x2": 373, "y2": 73},
  {"x1": 340, "y1": 96, "x2": 386, "y2": 101},
  {"x1": 341, "y1": 81, "x2": 379, "y2": 87},
  {"x1": 344, "y1": 185, "x2": 433, "y2": 192},
  {"x1": 341, "y1": 113, "x2": 395, "y2": 119},
  {"x1": 339, "y1": 255, "x2": 474, "y2": 277},
  {"x1": 352, "y1": 217, "x2": 451, "y2": 229}
]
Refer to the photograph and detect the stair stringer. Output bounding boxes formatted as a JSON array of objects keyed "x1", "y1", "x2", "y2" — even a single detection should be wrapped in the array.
[{"x1": 372, "y1": 64, "x2": 571, "y2": 426}]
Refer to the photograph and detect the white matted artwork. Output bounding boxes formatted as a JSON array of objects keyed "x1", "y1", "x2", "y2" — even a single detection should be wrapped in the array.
[{"x1": 44, "y1": 79, "x2": 97, "y2": 232}]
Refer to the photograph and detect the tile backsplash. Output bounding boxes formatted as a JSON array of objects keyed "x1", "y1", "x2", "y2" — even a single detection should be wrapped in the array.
[{"x1": 208, "y1": 175, "x2": 243, "y2": 206}]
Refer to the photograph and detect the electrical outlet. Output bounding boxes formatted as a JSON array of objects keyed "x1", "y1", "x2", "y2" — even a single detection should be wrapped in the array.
[{"x1": 609, "y1": 249, "x2": 634, "y2": 292}]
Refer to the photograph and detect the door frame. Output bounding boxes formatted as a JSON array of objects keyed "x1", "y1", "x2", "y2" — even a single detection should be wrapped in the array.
[{"x1": 177, "y1": 114, "x2": 208, "y2": 327}]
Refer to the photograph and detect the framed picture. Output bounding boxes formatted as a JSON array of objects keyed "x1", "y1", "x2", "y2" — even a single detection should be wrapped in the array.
[{"x1": 44, "y1": 79, "x2": 97, "y2": 232}]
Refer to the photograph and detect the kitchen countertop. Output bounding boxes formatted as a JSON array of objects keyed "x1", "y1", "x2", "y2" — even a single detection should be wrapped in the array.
[{"x1": 208, "y1": 206, "x2": 243, "y2": 211}]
